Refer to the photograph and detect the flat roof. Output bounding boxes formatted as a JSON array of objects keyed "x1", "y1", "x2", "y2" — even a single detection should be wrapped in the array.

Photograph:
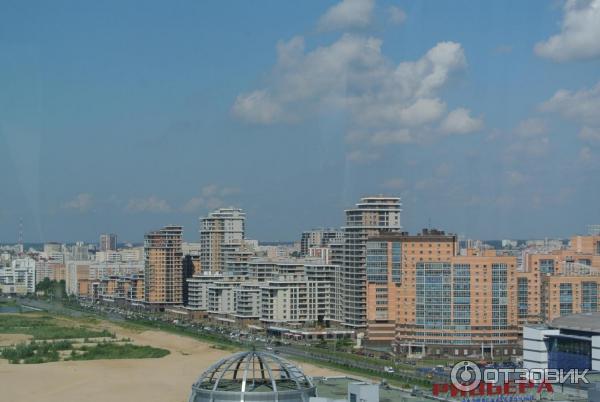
[{"x1": 551, "y1": 312, "x2": 600, "y2": 333}]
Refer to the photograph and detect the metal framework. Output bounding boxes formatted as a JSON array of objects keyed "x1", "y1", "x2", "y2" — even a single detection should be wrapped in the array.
[{"x1": 189, "y1": 351, "x2": 316, "y2": 402}]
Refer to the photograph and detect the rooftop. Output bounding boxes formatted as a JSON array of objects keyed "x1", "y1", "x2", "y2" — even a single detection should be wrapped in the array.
[{"x1": 551, "y1": 312, "x2": 600, "y2": 333}]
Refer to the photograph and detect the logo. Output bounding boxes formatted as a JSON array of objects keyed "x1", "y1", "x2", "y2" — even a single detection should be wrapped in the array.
[
  {"x1": 451, "y1": 360, "x2": 482, "y2": 392},
  {"x1": 434, "y1": 360, "x2": 589, "y2": 399}
]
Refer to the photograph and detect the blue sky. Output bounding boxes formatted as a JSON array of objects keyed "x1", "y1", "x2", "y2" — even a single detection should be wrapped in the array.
[{"x1": 1, "y1": 0, "x2": 599, "y2": 243}]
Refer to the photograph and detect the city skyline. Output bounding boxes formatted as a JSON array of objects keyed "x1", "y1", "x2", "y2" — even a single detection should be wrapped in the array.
[{"x1": 1, "y1": 0, "x2": 600, "y2": 243}]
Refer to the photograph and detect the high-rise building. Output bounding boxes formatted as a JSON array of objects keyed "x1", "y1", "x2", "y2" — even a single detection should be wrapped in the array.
[
  {"x1": 300, "y1": 229, "x2": 344, "y2": 256},
  {"x1": 365, "y1": 230, "x2": 521, "y2": 357},
  {"x1": 337, "y1": 196, "x2": 401, "y2": 328},
  {"x1": 143, "y1": 225, "x2": 183, "y2": 306},
  {"x1": 0, "y1": 258, "x2": 36, "y2": 295},
  {"x1": 99, "y1": 233, "x2": 118, "y2": 252},
  {"x1": 200, "y1": 208, "x2": 245, "y2": 273}
]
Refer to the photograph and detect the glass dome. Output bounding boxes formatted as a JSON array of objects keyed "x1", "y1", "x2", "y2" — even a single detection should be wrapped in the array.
[{"x1": 189, "y1": 350, "x2": 317, "y2": 402}]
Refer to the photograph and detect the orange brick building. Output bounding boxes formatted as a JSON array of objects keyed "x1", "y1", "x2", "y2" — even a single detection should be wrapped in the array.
[{"x1": 366, "y1": 230, "x2": 520, "y2": 356}]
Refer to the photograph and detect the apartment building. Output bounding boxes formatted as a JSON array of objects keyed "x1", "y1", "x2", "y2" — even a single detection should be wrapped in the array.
[
  {"x1": 144, "y1": 225, "x2": 183, "y2": 306},
  {"x1": 35, "y1": 260, "x2": 66, "y2": 283},
  {"x1": 200, "y1": 208, "x2": 245, "y2": 273},
  {"x1": 91, "y1": 274, "x2": 144, "y2": 304},
  {"x1": 0, "y1": 257, "x2": 36, "y2": 295},
  {"x1": 365, "y1": 230, "x2": 520, "y2": 356},
  {"x1": 99, "y1": 233, "x2": 117, "y2": 252},
  {"x1": 337, "y1": 196, "x2": 402, "y2": 328},
  {"x1": 260, "y1": 275, "x2": 332, "y2": 324},
  {"x1": 67, "y1": 260, "x2": 143, "y2": 297},
  {"x1": 234, "y1": 282, "x2": 262, "y2": 320},
  {"x1": 541, "y1": 274, "x2": 600, "y2": 321},
  {"x1": 185, "y1": 259, "x2": 337, "y2": 326},
  {"x1": 517, "y1": 234, "x2": 600, "y2": 324},
  {"x1": 300, "y1": 229, "x2": 344, "y2": 256},
  {"x1": 207, "y1": 277, "x2": 245, "y2": 318},
  {"x1": 186, "y1": 273, "x2": 223, "y2": 311}
]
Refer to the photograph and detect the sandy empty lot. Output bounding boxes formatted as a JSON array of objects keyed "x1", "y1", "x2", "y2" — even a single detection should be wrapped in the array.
[
  {"x1": 0, "y1": 333, "x2": 31, "y2": 346},
  {"x1": 0, "y1": 322, "x2": 342, "y2": 402}
]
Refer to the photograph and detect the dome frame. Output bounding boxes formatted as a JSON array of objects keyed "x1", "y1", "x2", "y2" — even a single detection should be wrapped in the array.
[{"x1": 189, "y1": 350, "x2": 317, "y2": 402}]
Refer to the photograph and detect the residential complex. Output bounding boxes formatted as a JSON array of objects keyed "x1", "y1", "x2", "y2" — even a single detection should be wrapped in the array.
[
  {"x1": 143, "y1": 225, "x2": 183, "y2": 306},
  {"x1": 200, "y1": 208, "x2": 246, "y2": 273},
  {"x1": 364, "y1": 230, "x2": 520, "y2": 356},
  {"x1": 2, "y1": 197, "x2": 599, "y2": 361},
  {"x1": 335, "y1": 196, "x2": 402, "y2": 328},
  {"x1": 99, "y1": 233, "x2": 118, "y2": 252},
  {"x1": 300, "y1": 228, "x2": 343, "y2": 256},
  {"x1": 0, "y1": 257, "x2": 36, "y2": 295}
]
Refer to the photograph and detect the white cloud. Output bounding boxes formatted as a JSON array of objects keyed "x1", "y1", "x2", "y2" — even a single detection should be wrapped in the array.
[
  {"x1": 126, "y1": 196, "x2": 171, "y2": 213},
  {"x1": 388, "y1": 6, "x2": 406, "y2": 24},
  {"x1": 232, "y1": 90, "x2": 283, "y2": 124},
  {"x1": 508, "y1": 136, "x2": 550, "y2": 157},
  {"x1": 233, "y1": 34, "x2": 479, "y2": 147},
  {"x1": 439, "y1": 108, "x2": 483, "y2": 134},
  {"x1": 62, "y1": 193, "x2": 93, "y2": 212},
  {"x1": 317, "y1": 0, "x2": 375, "y2": 31},
  {"x1": 514, "y1": 117, "x2": 547, "y2": 137},
  {"x1": 181, "y1": 185, "x2": 241, "y2": 213},
  {"x1": 540, "y1": 81, "x2": 600, "y2": 125},
  {"x1": 541, "y1": 81, "x2": 600, "y2": 147},
  {"x1": 535, "y1": 0, "x2": 600, "y2": 61}
]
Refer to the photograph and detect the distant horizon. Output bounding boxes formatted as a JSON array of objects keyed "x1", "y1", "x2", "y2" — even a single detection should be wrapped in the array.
[{"x1": 0, "y1": 233, "x2": 579, "y2": 247}]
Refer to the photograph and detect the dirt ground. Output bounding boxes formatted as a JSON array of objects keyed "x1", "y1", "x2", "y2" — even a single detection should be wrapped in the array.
[
  {"x1": 0, "y1": 319, "x2": 343, "y2": 402},
  {"x1": 0, "y1": 333, "x2": 31, "y2": 346}
]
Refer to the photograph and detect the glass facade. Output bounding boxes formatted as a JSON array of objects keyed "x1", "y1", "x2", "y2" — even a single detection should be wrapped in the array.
[
  {"x1": 547, "y1": 337, "x2": 591, "y2": 371},
  {"x1": 391, "y1": 242, "x2": 401, "y2": 284},
  {"x1": 492, "y1": 263, "x2": 508, "y2": 328},
  {"x1": 517, "y1": 277, "x2": 528, "y2": 319},
  {"x1": 366, "y1": 241, "x2": 401, "y2": 284},
  {"x1": 559, "y1": 283, "x2": 573, "y2": 316},
  {"x1": 540, "y1": 259, "x2": 555, "y2": 274},
  {"x1": 581, "y1": 281, "x2": 598, "y2": 313},
  {"x1": 416, "y1": 262, "x2": 452, "y2": 329},
  {"x1": 453, "y1": 264, "x2": 471, "y2": 331},
  {"x1": 366, "y1": 241, "x2": 387, "y2": 283}
]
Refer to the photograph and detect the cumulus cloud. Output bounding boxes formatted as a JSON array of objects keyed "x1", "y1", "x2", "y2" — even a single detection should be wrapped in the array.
[
  {"x1": 232, "y1": 90, "x2": 283, "y2": 124},
  {"x1": 508, "y1": 136, "x2": 550, "y2": 157},
  {"x1": 181, "y1": 184, "x2": 241, "y2": 213},
  {"x1": 126, "y1": 196, "x2": 171, "y2": 213},
  {"x1": 388, "y1": 5, "x2": 407, "y2": 24},
  {"x1": 514, "y1": 117, "x2": 547, "y2": 137},
  {"x1": 62, "y1": 193, "x2": 93, "y2": 213},
  {"x1": 317, "y1": 0, "x2": 375, "y2": 31},
  {"x1": 540, "y1": 81, "x2": 600, "y2": 125},
  {"x1": 540, "y1": 81, "x2": 600, "y2": 147},
  {"x1": 233, "y1": 34, "x2": 480, "y2": 146},
  {"x1": 439, "y1": 108, "x2": 483, "y2": 134},
  {"x1": 535, "y1": 0, "x2": 600, "y2": 61}
]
